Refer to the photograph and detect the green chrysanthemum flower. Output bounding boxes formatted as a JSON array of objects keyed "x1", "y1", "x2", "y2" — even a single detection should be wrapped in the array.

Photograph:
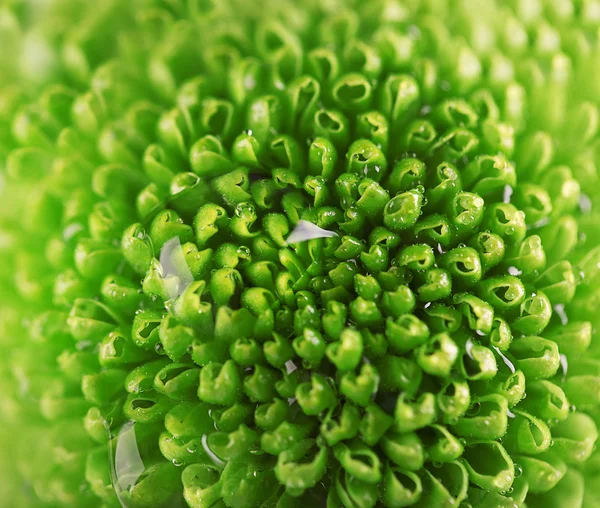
[{"x1": 2, "y1": 0, "x2": 600, "y2": 506}]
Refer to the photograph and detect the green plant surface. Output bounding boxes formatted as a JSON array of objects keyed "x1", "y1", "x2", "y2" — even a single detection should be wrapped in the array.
[{"x1": 1, "y1": 0, "x2": 600, "y2": 507}]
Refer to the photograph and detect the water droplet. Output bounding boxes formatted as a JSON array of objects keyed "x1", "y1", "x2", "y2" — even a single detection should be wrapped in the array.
[
  {"x1": 244, "y1": 75, "x2": 256, "y2": 90},
  {"x1": 285, "y1": 360, "x2": 297, "y2": 374},
  {"x1": 201, "y1": 434, "x2": 226, "y2": 469},
  {"x1": 63, "y1": 222, "x2": 85, "y2": 242},
  {"x1": 579, "y1": 194, "x2": 592, "y2": 214},
  {"x1": 465, "y1": 338, "x2": 475, "y2": 359},
  {"x1": 237, "y1": 245, "x2": 251, "y2": 258},
  {"x1": 493, "y1": 346, "x2": 516, "y2": 374},
  {"x1": 554, "y1": 304, "x2": 569, "y2": 325},
  {"x1": 109, "y1": 421, "x2": 145, "y2": 504},
  {"x1": 559, "y1": 354, "x2": 568, "y2": 382},
  {"x1": 76, "y1": 340, "x2": 93, "y2": 351},
  {"x1": 286, "y1": 220, "x2": 338, "y2": 244},
  {"x1": 159, "y1": 237, "x2": 194, "y2": 299}
]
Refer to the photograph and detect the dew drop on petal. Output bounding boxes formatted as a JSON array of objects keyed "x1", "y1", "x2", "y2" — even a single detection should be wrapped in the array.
[
  {"x1": 554, "y1": 304, "x2": 569, "y2": 325},
  {"x1": 285, "y1": 360, "x2": 297, "y2": 374},
  {"x1": 111, "y1": 421, "x2": 145, "y2": 499},
  {"x1": 493, "y1": 346, "x2": 516, "y2": 374},
  {"x1": 579, "y1": 194, "x2": 592, "y2": 214},
  {"x1": 508, "y1": 266, "x2": 522, "y2": 276},
  {"x1": 286, "y1": 220, "x2": 338, "y2": 244},
  {"x1": 201, "y1": 434, "x2": 226, "y2": 469},
  {"x1": 559, "y1": 353, "x2": 568, "y2": 382},
  {"x1": 465, "y1": 338, "x2": 475, "y2": 359},
  {"x1": 159, "y1": 237, "x2": 194, "y2": 299}
]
